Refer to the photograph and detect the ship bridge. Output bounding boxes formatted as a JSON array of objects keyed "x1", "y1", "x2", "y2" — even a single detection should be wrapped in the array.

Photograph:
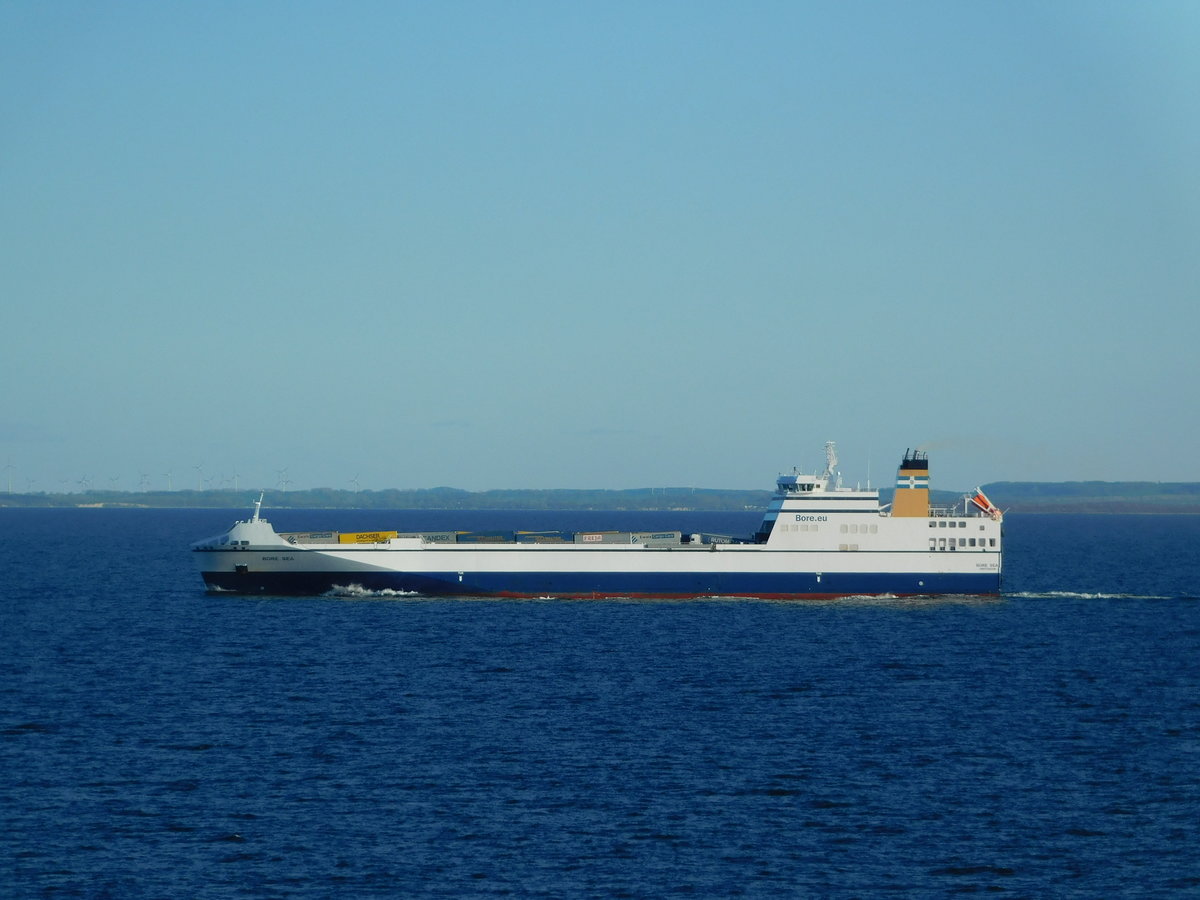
[{"x1": 776, "y1": 472, "x2": 828, "y2": 494}]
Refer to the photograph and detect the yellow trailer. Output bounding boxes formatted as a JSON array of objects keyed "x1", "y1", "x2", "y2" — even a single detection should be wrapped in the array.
[{"x1": 337, "y1": 531, "x2": 399, "y2": 544}]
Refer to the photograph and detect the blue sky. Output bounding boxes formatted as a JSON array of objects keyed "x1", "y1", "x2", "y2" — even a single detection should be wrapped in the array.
[{"x1": 2, "y1": 1, "x2": 1197, "y2": 494}]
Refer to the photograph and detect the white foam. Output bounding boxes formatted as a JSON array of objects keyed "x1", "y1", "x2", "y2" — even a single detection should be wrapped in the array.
[
  {"x1": 1006, "y1": 591, "x2": 1174, "y2": 601},
  {"x1": 323, "y1": 583, "x2": 420, "y2": 599}
]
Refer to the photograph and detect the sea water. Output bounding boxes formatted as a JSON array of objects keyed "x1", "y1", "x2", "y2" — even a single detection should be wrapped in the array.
[{"x1": 2, "y1": 509, "x2": 1198, "y2": 897}]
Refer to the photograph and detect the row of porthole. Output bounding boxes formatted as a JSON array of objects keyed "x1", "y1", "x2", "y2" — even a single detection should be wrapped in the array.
[{"x1": 931, "y1": 537, "x2": 997, "y2": 549}]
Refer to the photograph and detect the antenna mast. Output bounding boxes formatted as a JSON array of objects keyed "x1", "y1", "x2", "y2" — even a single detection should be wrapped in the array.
[{"x1": 822, "y1": 441, "x2": 838, "y2": 479}]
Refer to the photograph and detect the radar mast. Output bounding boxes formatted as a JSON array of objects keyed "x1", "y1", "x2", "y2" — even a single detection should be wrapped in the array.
[{"x1": 821, "y1": 441, "x2": 838, "y2": 479}]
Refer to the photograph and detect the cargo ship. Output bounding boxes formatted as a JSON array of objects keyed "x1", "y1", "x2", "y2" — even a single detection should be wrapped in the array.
[{"x1": 192, "y1": 444, "x2": 1003, "y2": 599}]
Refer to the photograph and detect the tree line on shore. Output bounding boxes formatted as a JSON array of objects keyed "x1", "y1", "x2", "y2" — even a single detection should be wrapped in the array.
[{"x1": 2, "y1": 481, "x2": 1198, "y2": 512}]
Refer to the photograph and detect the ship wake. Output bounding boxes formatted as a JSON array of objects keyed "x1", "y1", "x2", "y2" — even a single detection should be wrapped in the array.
[{"x1": 1007, "y1": 590, "x2": 1180, "y2": 601}]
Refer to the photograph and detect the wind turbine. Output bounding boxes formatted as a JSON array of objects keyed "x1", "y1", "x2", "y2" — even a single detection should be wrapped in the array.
[
  {"x1": 349, "y1": 473, "x2": 361, "y2": 492},
  {"x1": 138, "y1": 472, "x2": 151, "y2": 491},
  {"x1": 3, "y1": 462, "x2": 13, "y2": 494},
  {"x1": 194, "y1": 464, "x2": 205, "y2": 492},
  {"x1": 163, "y1": 471, "x2": 173, "y2": 491},
  {"x1": 276, "y1": 467, "x2": 292, "y2": 491}
]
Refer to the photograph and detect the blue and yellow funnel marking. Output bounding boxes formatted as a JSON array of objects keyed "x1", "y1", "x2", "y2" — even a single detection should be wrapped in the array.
[{"x1": 892, "y1": 449, "x2": 930, "y2": 517}]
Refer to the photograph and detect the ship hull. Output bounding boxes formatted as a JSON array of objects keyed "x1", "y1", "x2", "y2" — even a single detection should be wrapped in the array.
[
  {"x1": 201, "y1": 570, "x2": 1000, "y2": 599},
  {"x1": 197, "y1": 546, "x2": 1002, "y2": 599}
]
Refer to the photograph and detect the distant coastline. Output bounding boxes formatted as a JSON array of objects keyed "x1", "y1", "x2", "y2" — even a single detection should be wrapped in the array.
[
  {"x1": 974, "y1": 481, "x2": 1200, "y2": 514},
  {"x1": 1, "y1": 482, "x2": 1198, "y2": 513}
]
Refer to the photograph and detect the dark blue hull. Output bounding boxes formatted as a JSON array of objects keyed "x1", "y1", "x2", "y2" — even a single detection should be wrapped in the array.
[{"x1": 202, "y1": 567, "x2": 1002, "y2": 599}]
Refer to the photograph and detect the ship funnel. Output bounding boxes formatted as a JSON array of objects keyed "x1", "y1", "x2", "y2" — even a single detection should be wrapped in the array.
[{"x1": 892, "y1": 449, "x2": 930, "y2": 517}]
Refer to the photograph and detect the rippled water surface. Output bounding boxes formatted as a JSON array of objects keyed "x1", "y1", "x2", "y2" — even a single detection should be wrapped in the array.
[{"x1": 2, "y1": 509, "x2": 1198, "y2": 897}]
